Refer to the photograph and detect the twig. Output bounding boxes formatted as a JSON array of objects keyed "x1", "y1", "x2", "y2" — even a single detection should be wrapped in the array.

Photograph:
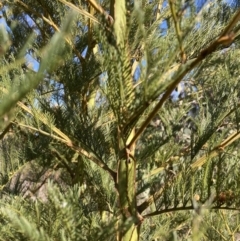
[
  {"x1": 191, "y1": 131, "x2": 240, "y2": 169},
  {"x1": 169, "y1": 0, "x2": 186, "y2": 63},
  {"x1": 143, "y1": 205, "x2": 240, "y2": 218},
  {"x1": 0, "y1": 123, "x2": 13, "y2": 140},
  {"x1": 15, "y1": 120, "x2": 117, "y2": 181},
  {"x1": 58, "y1": 0, "x2": 99, "y2": 24},
  {"x1": 16, "y1": 0, "x2": 86, "y2": 65}
]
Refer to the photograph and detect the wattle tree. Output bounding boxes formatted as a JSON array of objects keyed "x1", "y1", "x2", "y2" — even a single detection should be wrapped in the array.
[{"x1": 0, "y1": 0, "x2": 239, "y2": 240}]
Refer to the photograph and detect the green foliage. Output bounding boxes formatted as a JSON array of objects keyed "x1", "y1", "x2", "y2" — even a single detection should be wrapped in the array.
[
  {"x1": 0, "y1": 0, "x2": 240, "y2": 240},
  {"x1": 0, "y1": 183, "x2": 117, "y2": 241}
]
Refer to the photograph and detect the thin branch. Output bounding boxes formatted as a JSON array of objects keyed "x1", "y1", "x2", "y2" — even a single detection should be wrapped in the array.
[
  {"x1": 15, "y1": 121, "x2": 68, "y2": 143},
  {"x1": 191, "y1": 131, "x2": 240, "y2": 169},
  {"x1": 169, "y1": 0, "x2": 186, "y2": 63},
  {"x1": 220, "y1": 8, "x2": 240, "y2": 37},
  {"x1": 156, "y1": 0, "x2": 164, "y2": 20},
  {"x1": 0, "y1": 123, "x2": 13, "y2": 140},
  {"x1": 86, "y1": 0, "x2": 114, "y2": 24},
  {"x1": 15, "y1": 0, "x2": 86, "y2": 65},
  {"x1": 15, "y1": 120, "x2": 117, "y2": 181},
  {"x1": 57, "y1": 0, "x2": 100, "y2": 24},
  {"x1": 85, "y1": 4, "x2": 94, "y2": 60},
  {"x1": 143, "y1": 205, "x2": 240, "y2": 218},
  {"x1": 128, "y1": 10, "x2": 240, "y2": 150},
  {"x1": 50, "y1": 146, "x2": 76, "y2": 179},
  {"x1": 0, "y1": 83, "x2": 117, "y2": 181},
  {"x1": 86, "y1": 0, "x2": 106, "y2": 16},
  {"x1": 205, "y1": 220, "x2": 227, "y2": 241},
  {"x1": 110, "y1": 0, "x2": 115, "y2": 20},
  {"x1": 39, "y1": 88, "x2": 65, "y2": 96},
  {"x1": 137, "y1": 176, "x2": 174, "y2": 213}
]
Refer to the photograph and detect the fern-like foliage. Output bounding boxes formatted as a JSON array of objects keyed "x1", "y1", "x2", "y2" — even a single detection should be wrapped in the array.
[{"x1": 0, "y1": 0, "x2": 240, "y2": 240}]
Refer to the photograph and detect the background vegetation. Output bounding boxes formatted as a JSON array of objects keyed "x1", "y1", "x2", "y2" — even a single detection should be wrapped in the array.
[{"x1": 0, "y1": 0, "x2": 240, "y2": 240}]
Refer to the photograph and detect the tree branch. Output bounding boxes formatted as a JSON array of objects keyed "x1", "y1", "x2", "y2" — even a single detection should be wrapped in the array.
[
  {"x1": 0, "y1": 123, "x2": 13, "y2": 140},
  {"x1": 143, "y1": 205, "x2": 240, "y2": 218},
  {"x1": 128, "y1": 9, "x2": 240, "y2": 150}
]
